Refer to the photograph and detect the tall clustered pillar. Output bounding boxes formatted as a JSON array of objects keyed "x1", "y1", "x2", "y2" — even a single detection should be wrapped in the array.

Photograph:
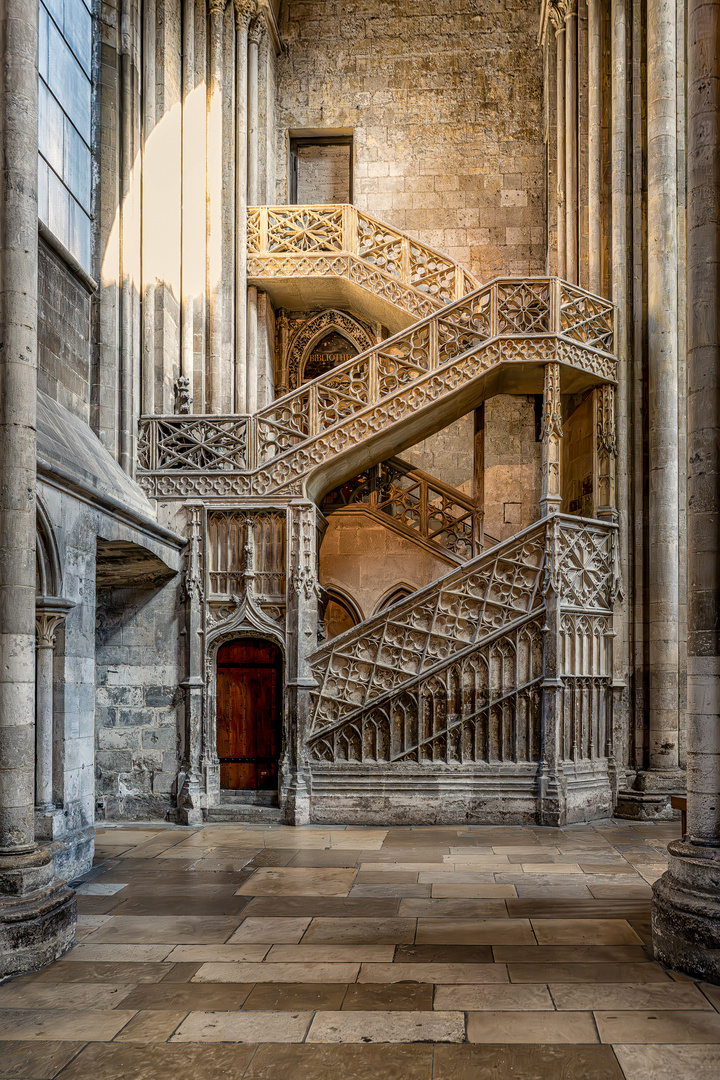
[
  {"x1": 246, "y1": 8, "x2": 264, "y2": 415},
  {"x1": 587, "y1": 0, "x2": 601, "y2": 294},
  {"x1": 207, "y1": 0, "x2": 226, "y2": 414},
  {"x1": 550, "y1": 5, "x2": 567, "y2": 278},
  {"x1": 564, "y1": 0, "x2": 578, "y2": 282},
  {"x1": 652, "y1": 0, "x2": 720, "y2": 983},
  {"x1": 644, "y1": 0, "x2": 682, "y2": 794},
  {"x1": 540, "y1": 362, "x2": 563, "y2": 517},
  {"x1": 0, "y1": 0, "x2": 75, "y2": 980},
  {"x1": 235, "y1": 0, "x2": 253, "y2": 413}
]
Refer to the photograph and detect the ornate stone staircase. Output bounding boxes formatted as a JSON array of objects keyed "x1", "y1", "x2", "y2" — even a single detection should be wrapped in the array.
[{"x1": 140, "y1": 205, "x2": 620, "y2": 825}]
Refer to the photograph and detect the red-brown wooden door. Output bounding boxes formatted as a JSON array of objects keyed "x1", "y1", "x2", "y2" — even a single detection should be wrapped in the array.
[{"x1": 216, "y1": 639, "x2": 282, "y2": 790}]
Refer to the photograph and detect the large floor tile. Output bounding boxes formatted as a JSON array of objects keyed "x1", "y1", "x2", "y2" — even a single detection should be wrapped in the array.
[
  {"x1": 113, "y1": 1011, "x2": 188, "y2": 1042},
  {"x1": 171, "y1": 1009, "x2": 312, "y2": 1042},
  {"x1": 357, "y1": 963, "x2": 508, "y2": 984},
  {"x1": 613, "y1": 1045, "x2": 720, "y2": 1079},
  {"x1": 266, "y1": 944, "x2": 395, "y2": 962},
  {"x1": 0, "y1": 982, "x2": 134, "y2": 1010},
  {"x1": 192, "y1": 961, "x2": 360, "y2": 983},
  {"x1": 301, "y1": 917, "x2": 415, "y2": 944},
  {"x1": 0, "y1": 1041, "x2": 85, "y2": 1080},
  {"x1": 394, "y1": 944, "x2": 494, "y2": 964},
  {"x1": 433, "y1": 1044, "x2": 625, "y2": 1079},
  {"x1": 84, "y1": 917, "x2": 241, "y2": 945},
  {"x1": 550, "y1": 981, "x2": 713, "y2": 1010},
  {"x1": 508, "y1": 962, "x2": 670, "y2": 983},
  {"x1": 398, "y1": 899, "x2": 508, "y2": 918},
  {"x1": 14, "y1": 961, "x2": 173, "y2": 984},
  {"x1": 242, "y1": 1043, "x2": 432, "y2": 1079},
  {"x1": 531, "y1": 919, "x2": 642, "y2": 945},
  {"x1": 341, "y1": 983, "x2": 433, "y2": 1010},
  {"x1": 594, "y1": 1009, "x2": 720, "y2": 1043},
  {"x1": 242, "y1": 897, "x2": 400, "y2": 918},
  {"x1": 237, "y1": 867, "x2": 357, "y2": 896},
  {"x1": 430, "y1": 884, "x2": 518, "y2": 898},
  {"x1": 306, "y1": 1009, "x2": 464, "y2": 1043},
  {"x1": 163, "y1": 944, "x2": 269, "y2": 962},
  {"x1": 227, "y1": 917, "x2": 311, "y2": 943},
  {"x1": 466, "y1": 1010, "x2": 598, "y2": 1043},
  {"x1": 60, "y1": 945, "x2": 174, "y2": 962},
  {"x1": 415, "y1": 918, "x2": 534, "y2": 945},
  {"x1": 51, "y1": 1041, "x2": 257, "y2": 1079},
  {"x1": 118, "y1": 982, "x2": 253, "y2": 1010},
  {"x1": 434, "y1": 984, "x2": 554, "y2": 1010},
  {"x1": 0, "y1": 1009, "x2": 137, "y2": 1042},
  {"x1": 242, "y1": 982, "x2": 347, "y2": 1010},
  {"x1": 493, "y1": 945, "x2": 650, "y2": 964}
]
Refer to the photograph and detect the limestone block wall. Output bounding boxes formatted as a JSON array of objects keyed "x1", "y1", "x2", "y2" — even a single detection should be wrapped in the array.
[
  {"x1": 38, "y1": 243, "x2": 93, "y2": 425},
  {"x1": 276, "y1": 0, "x2": 546, "y2": 280},
  {"x1": 95, "y1": 578, "x2": 184, "y2": 820},
  {"x1": 484, "y1": 395, "x2": 542, "y2": 541},
  {"x1": 319, "y1": 509, "x2": 453, "y2": 621}
]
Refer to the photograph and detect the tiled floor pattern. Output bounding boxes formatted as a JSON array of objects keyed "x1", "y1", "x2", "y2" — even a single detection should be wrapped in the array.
[{"x1": 2, "y1": 819, "x2": 720, "y2": 1078}]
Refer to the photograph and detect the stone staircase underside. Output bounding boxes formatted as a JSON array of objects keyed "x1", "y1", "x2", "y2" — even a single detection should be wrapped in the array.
[{"x1": 138, "y1": 278, "x2": 615, "y2": 504}]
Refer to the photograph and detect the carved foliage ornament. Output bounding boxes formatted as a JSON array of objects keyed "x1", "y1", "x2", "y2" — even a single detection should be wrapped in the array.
[{"x1": 285, "y1": 309, "x2": 374, "y2": 390}]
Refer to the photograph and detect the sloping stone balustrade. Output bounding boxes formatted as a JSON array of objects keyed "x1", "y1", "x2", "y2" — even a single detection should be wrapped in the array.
[{"x1": 137, "y1": 277, "x2": 615, "y2": 502}]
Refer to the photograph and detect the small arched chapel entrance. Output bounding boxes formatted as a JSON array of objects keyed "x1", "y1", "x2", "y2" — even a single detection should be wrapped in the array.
[{"x1": 216, "y1": 638, "x2": 283, "y2": 791}]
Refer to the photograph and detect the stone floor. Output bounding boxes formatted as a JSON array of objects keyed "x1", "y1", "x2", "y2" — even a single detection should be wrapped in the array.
[{"x1": 2, "y1": 818, "x2": 720, "y2": 1078}]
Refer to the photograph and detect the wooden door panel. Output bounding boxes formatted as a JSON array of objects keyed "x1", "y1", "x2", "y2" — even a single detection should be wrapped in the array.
[{"x1": 217, "y1": 639, "x2": 282, "y2": 790}]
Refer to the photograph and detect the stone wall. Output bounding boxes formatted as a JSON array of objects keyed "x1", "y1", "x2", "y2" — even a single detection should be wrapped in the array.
[
  {"x1": 95, "y1": 577, "x2": 184, "y2": 820},
  {"x1": 276, "y1": 0, "x2": 546, "y2": 280},
  {"x1": 484, "y1": 394, "x2": 542, "y2": 541},
  {"x1": 38, "y1": 241, "x2": 93, "y2": 424},
  {"x1": 562, "y1": 392, "x2": 595, "y2": 517},
  {"x1": 319, "y1": 508, "x2": 453, "y2": 621}
]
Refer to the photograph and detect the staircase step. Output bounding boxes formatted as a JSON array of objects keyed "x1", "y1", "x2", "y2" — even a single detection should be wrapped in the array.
[{"x1": 206, "y1": 803, "x2": 284, "y2": 824}]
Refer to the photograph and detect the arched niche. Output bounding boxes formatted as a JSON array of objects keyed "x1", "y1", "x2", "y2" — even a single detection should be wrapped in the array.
[
  {"x1": 323, "y1": 586, "x2": 363, "y2": 640},
  {"x1": 287, "y1": 309, "x2": 375, "y2": 390}
]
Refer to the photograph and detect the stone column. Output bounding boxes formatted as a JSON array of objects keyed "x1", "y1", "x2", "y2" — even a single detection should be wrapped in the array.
[
  {"x1": 550, "y1": 5, "x2": 567, "y2": 278},
  {"x1": 34, "y1": 602, "x2": 73, "y2": 813},
  {"x1": 207, "y1": 0, "x2": 226, "y2": 414},
  {"x1": 587, "y1": 0, "x2": 602, "y2": 293},
  {"x1": 0, "y1": 0, "x2": 74, "y2": 980},
  {"x1": 652, "y1": 0, "x2": 720, "y2": 983},
  {"x1": 177, "y1": 505, "x2": 205, "y2": 825},
  {"x1": 564, "y1": 1, "x2": 578, "y2": 282},
  {"x1": 234, "y1": 0, "x2": 252, "y2": 413},
  {"x1": 540, "y1": 362, "x2": 563, "y2": 517},
  {"x1": 245, "y1": 10, "x2": 263, "y2": 415},
  {"x1": 644, "y1": 0, "x2": 682, "y2": 791}
]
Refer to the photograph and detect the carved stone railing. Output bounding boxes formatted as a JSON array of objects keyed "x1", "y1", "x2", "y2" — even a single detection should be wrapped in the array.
[
  {"x1": 320, "y1": 456, "x2": 496, "y2": 561},
  {"x1": 137, "y1": 279, "x2": 616, "y2": 501},
  {"x1": 247, "y1": 204, "x2": 479, "y2": 317},
  {"x1": 305, "y1": 515, "x2": 619, "y2": 769}
]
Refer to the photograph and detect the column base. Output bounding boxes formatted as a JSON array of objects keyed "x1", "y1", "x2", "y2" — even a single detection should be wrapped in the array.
[
  {"x1": 652, "y1": 839, "x2": 720, "y2": 985},
  {"x1": 615, "y1": 770, "x2": 685, "y2": 820},
  {"x1": 0, "y1": 847, "x2": 76, "y2": 982}
]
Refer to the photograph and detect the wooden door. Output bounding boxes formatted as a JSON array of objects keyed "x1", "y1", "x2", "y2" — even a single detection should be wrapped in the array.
[{"x1": 216, "y1": 639, "x2": 282, "y2": 790}]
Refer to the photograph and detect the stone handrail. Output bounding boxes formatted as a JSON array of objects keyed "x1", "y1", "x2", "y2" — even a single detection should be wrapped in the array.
[
  {"x1": 137, "y1": 278, "x2": 616, "y2": 500},
  {"x1": 320, "y1": 456, "x2": 495, "y2": 561},
  {"x1": 247, "y1": 204, "x2": 479, "y2": 309}
]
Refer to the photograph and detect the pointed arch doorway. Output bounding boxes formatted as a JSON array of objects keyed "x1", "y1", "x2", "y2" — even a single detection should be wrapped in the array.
[{"x1": 216, "y1": 638, "x2": 283, "y2": 790}]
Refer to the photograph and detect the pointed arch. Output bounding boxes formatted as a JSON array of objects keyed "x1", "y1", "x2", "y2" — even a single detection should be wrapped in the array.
[
  {"x1": 36, "y1": 497, "x2": 62, "y2": 598},
  {"x1": 287, "y1": 309, "x2": 375, "y2": 389}
]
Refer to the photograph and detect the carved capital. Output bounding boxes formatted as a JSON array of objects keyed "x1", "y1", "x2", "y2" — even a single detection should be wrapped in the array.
[
  {"x1": 234, "y1": 0, "x2": 254, "y2": 28},
  {"x1": 208, "y1": 0, "x2": 227, "y2": 17},
  {"x1": 35, "y1": 598, "x2": 74, "y2": 649},
  {"x1": 248, "y1": 12, "x2": 266, "y2": 45},
  {"x1": 548, "y1": 1, "x2": 568, "y2": 33}
]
